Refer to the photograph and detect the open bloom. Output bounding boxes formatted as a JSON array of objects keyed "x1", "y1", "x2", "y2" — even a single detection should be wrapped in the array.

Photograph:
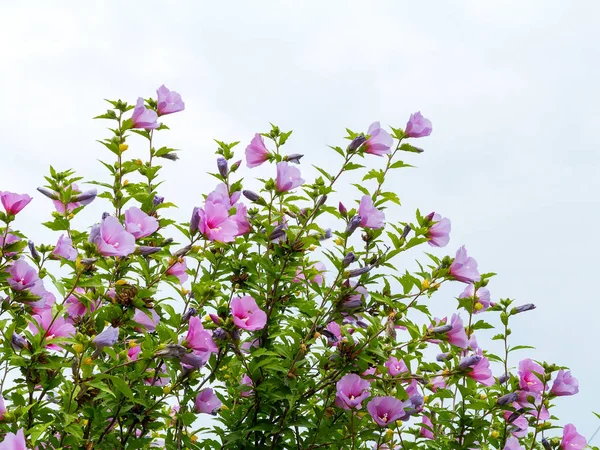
[
  {"x1": 0, "y1": 191, "x2": 32, "y2": 215},
  {"x1": 92, "y1": 216, "x2": 136, "y2": 257},
  {"x1": 518, "y1": 359, "x2": 545, "y2": 394},
  {"x1": 447, "y1": 314, "x2": 468, "y2": 348},
  {"x1": 131, "y1": 97, "x2": 159, "y2": 129},
  {"x1": 30, "y1": 309, "x2": 75, "y2": 350},
  {"x1": 196, "y1": 202, "x2": 239, "y2": 243},
  {"x1": 133, "y1": 308, "x2": 161, "y2": 332},
  {"x1": 467, "y1": 352, "x2": 494, "y2": 386},
  {"x1": 335, "y1": 374, "x2": 371, "y2": 410},
  {"x1": 427, "y1": 213, "x2": 451, "y2": 247},
  {"x1": 245, "y1": 133, "x2": 270, "y2": 168},
  {"x1": 385, "y1": 356, "x2": 408, "y2": 376},
  {"x1": 0, "y1": 429, "x2": 27, "y2": 450},
  {"x1": 157, "y1": 85, "x2": 185, "y2": 115},
  {"x1": 561, "y1": 424, "x2": 586, "y2": 449},
  {"x1": 449, "y1": 246, "x2": 480, "y2": 283},
  {"x1": 364, "y1": 122, "x2": 393, "y2": 156},
  {"x1": 233, "y1": 203, "x2": 250, "y2": 236},
  {"x1": 504, "y1": 437, "x2": 525, "y2": 450},
  {"x1": 276, "y1": 162, "x2": 304, "y2": 192},
  {"x1": 125, "y1": 207, "x2": 159, "y2": 239},
  {"x1": 195, "y1": 388, "x2": 221, "y2": 415},
  {"x1": 358, "y1": 195, "x2": 385, "y2": 229},
  {"x1": 459, "y1": 284, "x2": 491, "y2": 314},
  {"x1": 52, "y1": 234, "x2": 78, "y2": 261},
  {"x1": 7, "y1": 259, "x2": 39, "y2": 291},
  {"x1": 231, "y1": 296, "x2": 267, "y2": 331},
  {"x1": 420, "y1": 415, "x2": 434, "y2": 439},
  {"x1": 93, "y1": 326, "x2": 119, "y2": 349},
  {"x1": 0, "y1": 395, "x2": 6, "y2": 420},
  {"x1": 167, "y1": 258, "x2": 188, "y2": 284},
  {"x1": 367, "y1": 396, "x2": 409, "y2": 427},
  {"x1": 294, "y1": 262, "x2": 326, "y2": 284},
  {"x1": 405, "y1": 112, "x2": 432, "y2": 138},
  {"x1": 184, "y1": 317, "x2": 218, "y2": 362},
  {"x1": 551, "y1": 370, "x2": 579, "y2": 396}
]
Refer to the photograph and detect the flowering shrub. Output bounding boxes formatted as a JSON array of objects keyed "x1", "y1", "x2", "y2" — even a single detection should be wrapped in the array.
[{"x1": 0, "y1": 86, "x2": 592, "y2": 449}]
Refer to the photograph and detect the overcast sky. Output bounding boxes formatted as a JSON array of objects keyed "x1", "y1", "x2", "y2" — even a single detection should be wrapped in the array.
[{"x1": 1, "y1": 0, "x2": 599, "y2": 441}]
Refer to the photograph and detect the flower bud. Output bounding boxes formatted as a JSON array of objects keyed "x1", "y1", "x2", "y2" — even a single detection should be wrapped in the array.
[
  {"x1": 458, "y1": 355, "x2": 482, "y2": 370},
  {"x1": 541, "y1": 438, "x2": 551, "y2": 450},
  {"x1": 316, "y1": 195, "x2": 328, "y2": 208},
  {"x1": 348, "y1": 135, "x2": 366, "y2": 151},
  {"x1": 217, "y1": 157, "x2": 228, "y2": 177},
  {"x1": 319, "y1": 229, "x2": 332, "y2": 241},
  {"x1": 37, "y1": 186, "x2": 59, "y2": 200},
  {"x1": 436, "y1": 353, "x2": 450, "y2": 362},
  {"x1": 213, "y1": 328, "x2": 227, "y2": 341},
  {"x1": 243, "y1": 190, "x2": 261, "y2": 202},
  {"x1": 269, "y1": 224, "x2": 287, "y2": 242},
  {"x1": 160, "y1": 152, "x2": 179, "y2": 161},
  {"x1": 101, "y1": 212, "x2": 110, "y2": 220},
  {"x1": 174, "y1": 245, "x2": 192, "y2": 258},
  {"x1": 28, "y1": 240, "x2": 40, "y2": 261},
  {"x1": 88, "y1": 224, "x2": 101, "y2": 243},
  {"x1": 285, "y1": 153, "x2": 304, "y2": 164},
  {"x1": 230, "y1": 160, "x2": 242, "y2": 172},
  {"x1": 507, "y1": 408, "x2": 526, "y2": 424},
  {"x1": 190, "y1": 207, "x2": 200, "y2": 233},
  {"x1": 81, "y1": 257, "x2": 98, "y2": 265},
  {"x1": 338, "y1": 202, "x2": 347, "y2": 217},
  {"x1": 72, "y1": 189, "x2": 98, "y2": 204},
  {"x1": 346, "y1": 215, "x2": 362, "y2": 235},
  {"x1": 342, "y1": 252, "x2": 356, "y2": 268},
  {"x1": 153, "y1": 195, "x2": 165, "y2": 207},
  {"x1": 513, "y1": 303, "x2": 536, "y2": 314},
  {"x1": 346, "y1": 265, "x2": 372, "y2": 278},
  {"x1": 182, "y1": 308, "x2": 197, "y2": 323},
  {"x1": 430, "y1": 324, "x2": 453, "y2": 334},
  {"x1": 11, "y1": 333, "x2": 30, "y2": 351},
  {"x1": 401, "y1": 224, "x2": 411, "y2": 240},
  {"x1": 498, "y1": 373, "x2": 510, "y2": 384},
  {"x1": 137, "y1": 246, "x2": 161, "y2": 256},
  {"x1": 497, "y1": 392, "x2": 519, "y2": 406}
]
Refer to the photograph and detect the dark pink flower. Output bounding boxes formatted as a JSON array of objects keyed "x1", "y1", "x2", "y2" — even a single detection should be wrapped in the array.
[
  {"x1": 184, "y1": 317, "x2": 218, "y2": 363},
  {"x1": 233, "y1": 203, "x2": 251, "y2": 236},
  {"x1": 358, "y1": 195, "x2": 385, "y2": 229},
  {"x1": 131, "y1": 97, "x2": 159, "y2": 129},
  {"x1": 195, "y1": 388, "x2": 221, "y2": 415},
  {"x1": 0, "y1": 191, "x2": 32, "y2": 215},
  {"x1": 245, "y1": 133, "x2": 270, "y2": 168},
  {"x1": 65, "y1": 287, "x2": 99, "y2": 320},
  {"x1": 420, "y1": 415, "x2": 434, "y2": 439},
  {"x1": 276, "y1": 162, "x2": 304, "y2": 192},
  {"x1": 447, "y1": 314, "x2": 468, "y2": 348},
  {"x1": 384, "y1": 356, "x2": 408, "y2": 376},
  {"x1": 367, "y1": 396, "x2": 409, "y2": 427},
  {"x1": 197, "y1": 202, "x2": 238, "y2": 243},
  {"x1": 92, "y1": 216, "x2": 136, "y2": 257},
  {"x1": 467, "y1": 352, "x2": 494, "y2": 386},
  {"x1": 52, "y1": 234, "x2": 78, "y2": 261},
  {"x1": 30, "y1": 309, "x2": 75, "y2": 350},
  {"x1": 449, "y1": 246, "x2": 480, "y2": 283},
  {"x1": 157, "y1": 85, "x2": 185, "y2": 115},
  {"x1": 427, "y1": 213, "x2": 451, "y2": 247},
  {"x1": 405, "y1": 112, "x2": 432, "y2": 138},
  {"x1": 459, "y1": 284, "x2": 491, "y2": 314},
  {"x1": 561, "y1": 424, "x2": 586, "y2": 449},
  {"x1": 7, "y1": 258, "x2": 39, "y2": 291},
  {"x1": 364, "y1": 122, "x2": 393, "y2": 156},
  {"x1": 0, "y1": 428, "x2": 27, "y2": 450},
  {"x1": 125, "y1": 207, "x2": 159, "y2": 239},
  {"x1": 335, "y1": 373, "x2": 371, "y2": 410},
  {"x1": 518, "y1": 358, "x2": 545, "y2": 394},
  {"x1": 133, "y1": 308, "x2": 161, "y2": 332},
  {"x1": 231, "y1": 296, "x2": 267, "y2": 331},
  {"x1": 294, "y1": 262, "x2": 326, "y2": 284},
  {"x1": 551, "y1": 370, "x2": 579, "y2": 397},
  {"x1": 127, "y1": 345, "x2": 142, "y2": 361},
  {"x1": 167, "y1": 259, "x2": 188, "y2": 284}
]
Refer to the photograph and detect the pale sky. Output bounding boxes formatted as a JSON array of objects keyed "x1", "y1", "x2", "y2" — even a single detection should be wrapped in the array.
[{"x1": 1, "y1": 0, "x2": 599, "y2": 441}]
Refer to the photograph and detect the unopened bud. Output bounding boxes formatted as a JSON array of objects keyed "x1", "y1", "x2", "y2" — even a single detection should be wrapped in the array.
[
  {"x1": 190, "y1": 207, "x2": 200, "y2": 233},
  {"x1": 346, "y1": 215, "x2": 362, "y2": 235},
  {"x1": 512, "y1": 303, "x2": 536, "y2": 314},
  {"x1": 507, "y1": 408, "x2": 526, "y2": 424},
  {"x1": 102, "y1": 212, "x2": 110, "y2": 220},
  {"x1": 458, "y1": 355, "x2": 482, "y2": 370},
  {"x1": 137, "y1": 246, "x2": 161, "y2": 256},
  {"x1": 217, "y1": 157, "x2": 228, "y2": 177},
  {"x1": 436, "y1": 353, "x2": 450, "y2": 362},
  {"x1": 316, "y1": 195, "x2": 327, "y2": 208},
  {"x1": 400, "y1": 224, "x2": 411, "y2": 240},
  {"x1": 342, "y1": 252, "x2": 356, "y2": 268},
  {"x1": 72, "y1": 189, "x2": 98, "y2": 204},
  {"x1": 28, "y1": 240, "x2": 40, "y2": 261},
  {"x1": 286, "y1": 153, "x2": 304, "y2": 164},
  {"x1": 159, "y1": 152, "x2": 179, "y2": 161},
  {"x1": 37, "y1": 187, "x2": 59, "y2": 200},
  {"x1": 541, "y1": 438, "x2": 551, "y2": 450},
  {"x1": 153, "y1": 195, "x2": 164, "y2": 207},
  {"x1": 319, "y1": 228, "x2": 332, "y2": 241},
  {"x1": 230, "y1": 160, "x2": 242, "y2": 172},
  {"x1": 213, "y1": 328, "x2": 227, "y2": 340},
  {"x1": 346, "y1": 265, "x2": 372, "y2": 278},
  {"x1": 498, "y1": 373, "x2": 510, "y2": 384},
  {"x1": 497, "y1": 392, "x2": 519, "y2": 406},
  {"x1": 431, "y1": 325, "x2": 453, "y2": 334},
  {"x1": 338, "y1": 202, "x2": 347, "y2": 217},
  {"x1": 348, "y1": 135, "x2": 366, "y2": 151},
  {"x1": 173, "y1": 245, "x2": 191, "y2": 258},
  {"x1": 182, "y1": 308, "x2": 197, "y2": 323},
  {"x1": 243, "y1": 190, "x2": 261, "y2": 202}
]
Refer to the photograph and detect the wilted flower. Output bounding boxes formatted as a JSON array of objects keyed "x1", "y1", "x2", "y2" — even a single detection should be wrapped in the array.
[{"x1": 93, "y1": 326, "x2": 119, "y2": 349}]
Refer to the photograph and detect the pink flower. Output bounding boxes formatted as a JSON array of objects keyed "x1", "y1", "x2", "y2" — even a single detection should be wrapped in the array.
[
  {"x1": 125, "y1": 207, "x2": 159, "y2": 239},
  {"x1": 197, "y1": 202, "x2": 239, "y2": 243},
  {"x1": 133, "y1": 308, "x2": 161, "y2": 332},
  {"x1": 514, "y1": 391, "x2": 550, "y2": 420},
  {"x1": 52, "y1": 234, "x2": 78, "y2": 261},
  {"x1": 195, "y1": 388, "x2": 221, "y2": 415},
  {"x1": 518, "y1": 359, "x2": 545, "y2": 394},
  {"x1": 0, "y1": 428, "x2": 27, "y2": 450},
  {"x1": 128, "y1": 345, "x2": 142, "y2": 361},
  {"x1": 145, "y1": 363, "x2": 170, "y2": 386},
  {"x1": 7, "y1": 259, "x2": 39, "y2": 291},
  {"x1": 420, "y1": 415, "x2": 434, "y2": 439},
  {"x1": 231, "y1": 296, "x2": 267, "y2": 331},
  {"x1": 241, "y1": 374, "x2": 254, "y2": 398},
  {"x1": 358, "y1": 195, "x2": 385, "y2": 229},
  {"x1": 430, "y1": 376, "x2": 446, "y2": 392},
  {"x1": 384, "y1": 356, "x2": 408, "y2": 376},
  {"x1": 364, "y1": 122, "x2": 393, "y2": 156},
  {"x1": 184, "y1": 317, "x2": 218, "y2": 363},
  {"x1": 467, "y1": 353, "x2": 494, "y2": 386},
  {"x1": 447, "y1": 314, "x2": 468, "y2": 349},
  {"x1": 131, "y1": 97, "x2": 159, "y2": 129},
  {"x1": 92, "y1": 216, "x2": 136, "y2": 257},
  {"x1": 233, "y1": 203, "x2": 251, "y2": 236},
  {"x1": 156, "y1": 85, "x2": 185, "y2": 115},
  {"x1": 503, "y1": 410, "x2": 528, "y2": 438},
  {"x1": 561, "y1": 424, "x2": 587, "y2": 449},
  {"x1": 276, "y1": 162, "x2": 304, "y2": 192},
  {"x1": 65, "y1": 288, "x2": 99, "y2": 320},
  {"x1": 52, "y1": 184, "x2": 96, "y2": 213},
  {"x1": 335, "y1": 373, "x2": 371, "y2": 410},
  {"x1": 459, "y1": 284, "x2": 491, "y2": 314},
  {"x1": 0, "y1": 395, "x2": 6, "y2": 420},
  {"x1": 0, "y1": 191, "x2": 32, "y2": 215},
  {"x1": 449, "y1": 246, "x2": 480, "y2": 283},
  {"x1": 0, "y1": 230, "x2": 21, "y2": 256},
  {"x1": 343, "y1": 284, "x2": 369, "y2": 310},
  {"x1": 294, "y1": 262, "x2": 326, "y2": 284},
  {"x1": 30, "y1": 309, "x2": 75, "y2": 350},
  {"x1": 206, "y1": 183, "x2": 240, "y2": 209},
  {"x1": 503, "y1": 437, "x2": 525, "y2": 450},
  {"x1": 405, "y1": 112, "x2": 432, "y2": 138},
  {"x1": 367, "y1": 396, "x2": 409, "y2": 427},
  {"x1": 29, "y1": 280, "x2": 55, "y2": 313},
  {"x1": 245, "y1": 133, "x2": 270, "y2": 168},
  {"x1": 324, "y1": 322, "x2": 342, "y2": 346},
  {"x1": 551, "y1": 370, "x2": 579, "y2": 397},
  {"x1": 167, "y1": 259, "x2": 188, "y2": 284},
  {"x1": 427, "y1": 213, "x2": 451, "y2": 247}
]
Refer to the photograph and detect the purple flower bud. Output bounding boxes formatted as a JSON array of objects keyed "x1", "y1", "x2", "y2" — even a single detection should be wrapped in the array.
[
  {"x1": 209, "y1": 314, "x2": 222, "y2": 325},
  {"x1": 317, "y1": 195, "x2": 328, "y2": 207},
  {"x1": 320, "y1": 229, "x2": 332, "y2": 241},
  {"x1": 37, "y1": 186, "x2": 59, "y2": 200},
  {"x1": 81, "y1": 257, "x2": 98, "y2": 265},
  {"x1": 513, "y1": 303, "x2": 536, "y2": 314},
  {"x1": 156, "y1": 344, "x2": 187, "y2": 359},
  {"x1": 409, "y1": 393, "x2": 424, "y2": 409},
  {"x1": 213, "y1": 328, "x2": 227, "y2": 341},
  {"x1": 431, "y1": 324, "x2": 453, "y2": 334},
  {"x1": 153, "y1": 195, "x2": 164, "y2": 206},
  {"x1": 498, "y1": 373, "x2": 510, "y2": 384},
  {"x1": 88, "y1": 224, "x2": 101, "y2": 243},
  {"x1": 173, "y1": 245, "x2": 191, "y2": 258},
  {"x1": 230, "y1": 160, "x2": 242, "y2": 172},
  {"x1": 401, "y1": 224, "x2": 411, "y2": 240},
  {"x1": 160, "y1": 237, "x2": 173, "y2": 247},
  {"x1": 182, "y1": 308, "x2": 197, "y2": 323},
  {"x1": 348, "y1": 135, "x2": 366, "y2": 151},
  {"x1": 72, "y1": 189, "x2": 97, "y2": 204},
  {"x1": 217, "y1": 157, "x2": 228, "y2": 177},
  {"x1": 101, "y1": 212, "x2": 110, "y2": 220},
  {"x1": 159, "y1": 152, "x2": 179, "y2": 161},
  {"x1": 542, "y1": 438, "x2": 551, "y2": 450},
  {"x1": 346, "y1": 265, "x2": 372, "y2": 278},
  {"x1": 458, "y1": 355, "x2": 482, "y2": 370},
  {"x1": 346, "y1": 215, "x2": 362, "y2": 235},
  {"x1": 338, "y1": 202, "x2": 347, "y2": 217},
  {"x1": 269, "y1": 224, "x2": 287, "y2": 241},
  {"x1": 28, "y1": 240, "x2": 40, "y2": 261},
  {"x1": 342, "y1": 252, "x2": 356, "y2": 268},
  {"x1": 11, "y1": 333, "x2": 29, "y2": 351},
  {"x1": 179, "y1": 352, "x2": 206, "y2": 368},
  {"x1": 190, "y1": 207, "x2": 200, "y2": 233},
  {"x1": 137, "y1": 246, "x2": 161, "y2": 256},
  {"x1": 286, "y1": 153, "x2": 304, "y2": 164},
  {"x1": 507, "y1": 408, "x2": 526, "y2": 424},
  {"x1": 436, "y1": 353, "x2": 450, "y2": 362},
  {"x1": 497, "y1": 392, "x2": 519, "y2": 406},
  {"x1": 243, "y1": 190, "x2": 261, "y2": 202},
  {"x1": 424, "y1": 211, "x2": 435, "y2": 222},
  {"x1": 93, "y1": 326, "x2": 119, "y2": 349}
]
